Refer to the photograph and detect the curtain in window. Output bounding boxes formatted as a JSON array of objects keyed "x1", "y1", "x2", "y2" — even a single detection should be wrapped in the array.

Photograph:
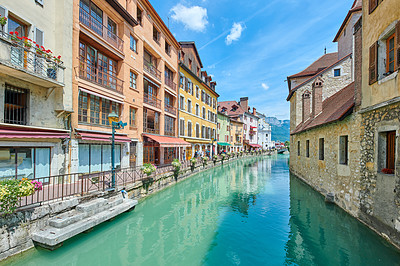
[
  {"x1": 114, "y1": 145, "x2": 121, "y2": 169},
  {"x1": 79, "y1": 144, "x2": 90, "y2": 173},
  {"x1": 90, "y1": 145, "x2": 102, "y2": 173},
  {"x1": 35, "y1": 148, "x2": 50, "y2": 179},
  {"x1": 17, "y1": 148, "x2": 34, "y2": 179},
  {"x1": 0, "y1": 148, "x2": 16, "y2": 179},
  {"x1": 102, "y1": 145, "x2": 112, "y2": 171}
]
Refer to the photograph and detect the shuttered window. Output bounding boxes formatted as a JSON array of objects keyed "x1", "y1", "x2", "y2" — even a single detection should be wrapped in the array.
[
  {"x1": 306, "y1": 140, "x2": 310, "y2": 158},
  {"x1": 369, "y1": 42, "x2": 378, "y2": 84},
  {"x1": 339, "y1": 136, "x2": 348, "y2": 165},
  {"x1": 369, "y1": 0, "x2": 378, "y2": 14},
  {"x1": 319, "y1": 138, "x2": 324, "y2": 161},
  {"x1": 387, "y1": 131, "x2": 396, "y2": 171},
  {"x1": 297, "y1": 141, "x2": 300, "y2": 156}
]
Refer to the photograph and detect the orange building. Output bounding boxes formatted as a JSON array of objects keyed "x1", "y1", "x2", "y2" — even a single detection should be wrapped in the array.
[{"x1": 71, "y1": 0, "x2": 185, "y2": 172}]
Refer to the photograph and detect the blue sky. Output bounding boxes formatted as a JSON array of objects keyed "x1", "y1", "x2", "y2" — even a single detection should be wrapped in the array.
[{"x1": 151, "y1": 0, "x2": 353, "y2": 120}]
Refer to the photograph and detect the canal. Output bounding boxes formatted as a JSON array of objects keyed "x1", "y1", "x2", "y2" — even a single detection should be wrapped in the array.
[{"x1": 3, "y1": 155, "x2": 400, "y2": 265}]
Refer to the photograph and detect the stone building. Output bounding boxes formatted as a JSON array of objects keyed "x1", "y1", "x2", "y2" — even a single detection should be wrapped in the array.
[
  {"x1": 256, "y1": 112, "x2": 272, "y2": 149},
  {"x1": 287, "y1": 0, "x2": 362, "y2": 217},
  {"x1": 71, "y1": 0, "x2": 183, "y2": 170},
  {"x1": 358, "y1": 0, "x2": 400, "y2": 245},
  {"x1": 178, "y1": 42, "x2": 218, "y2": 159},
  {"x1": 0, "y1": 1, "x2": 73, "y2": 178}
]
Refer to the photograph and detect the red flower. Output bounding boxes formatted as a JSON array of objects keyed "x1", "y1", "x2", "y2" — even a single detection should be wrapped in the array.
[
  {"x1": 14, "y1": 31, "x2": 18, "y2": 36},
  {"x1": 9, "y1": 31, "x2": 13, "y2": 35},
  {"x1": 36, "y1": 44, "x2": 39, "y2": 47},
  {"x1": 57, "y1": 55, "x2": 61, "y2": 59}
]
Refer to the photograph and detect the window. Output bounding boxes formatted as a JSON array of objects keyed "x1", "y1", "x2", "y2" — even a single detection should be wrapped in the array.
[
  {"x1": 197, "y1": 67, "x2": 200, "y2": 76},
  {"x1": 180, "y1": 96, "x2": 184, "y2": 110},
  {"x1": 179, "y1": 75, "x2": 184, "y2": 90},
  {"x1": 319, "y1": 138, "x2": 324, "y2": 160},
  {"x1": 188, "y1": 121, "x2": 192, "y2": 137},
  {"x1": 334, "y1": 69, "x2": 341, "y2": 77},
  {"x1": 0, "y1": 147, "x2": 51, "y2": 179},
  {"x1": 369, "y1": 42, "x2": 378, "y2": 84},
  {"x1": 201, "y1": 90, "x2": 205, "y2": 102},
  {"x1": 378, "y1": 131, "x2": 396, "y2": 173},
  {"x1": 202, "y1": 125, "x2": 205, "y2": 138},
  {"x1": 188, "y1": 59, "x2": 192, "y2": 70},
  {"x1": 143, "y1": 108, "x2": 160, "y2": 134},
  {"x1": 107, "y1": 18, "x2": 117, "y2": 35},
  {"x1": 165, "y1": 41, "x2": 171, "y2": 55},
  {"x1": 129, "y1": 107, "x2": 136, "y2": 129},
  {"x1": 179, "y1": 119, "x2": 185, "y2": 136},
  {"x1": 78, "y1": 91, "x2": 120, "y2": 126},
  {"x1": 78, "y1": 144, "x2": 121, "y2": 174},
  {"x1": 196, "y1": 124, "x2": 200, "y2": 138},
  {"x1": 165, "y1": 115, "x2": 175, "y2": 136},
  {"x1": 339, "y1": 135, "x2": 348, "y2": 165},
  {"x1": 306, "y1": 140, "x2": 310, "y2": 158},
  {"x1": 187, "y1": 99, "x2": 192, "y2": 113},
  {"x1": 386, "y1": 33, "x2": 395, "y2": 73},
  {"x1": 202, "y1": 107, "x2": 206, "y2": 119},
  {"x1": 130, "y1": 35, "x2": 137, "y2": 52},
  {"x1": 80, "y1": 0, "x2": 103, "y2": 36},
  {"x1": 196, "y1": 104, "x2": 199, "y2": 116},
  {"x1": 369, "y1": 0, "x2": 379, "y2": 14},
  {"x1": 153, "y1": 25, "x2": 160, "y2": 44},
  {"x1": 196, "y1": 86, "x2": 200, "y2": 99},
  {"x1": 297, "y1": 141, "x2": 300, "y2": 156},
  {"x1": 34, "y1": 28, "x2": 44, "y2": 47},
  {"x1": 4, "y1": 84, "x2": 28, "y2": 125},
  {"x1": 137, "y1": 6, "x2": 142, "y2": 25},
  {"x1": 129, "y1": 71, "x2": 137, "y2": 89}
]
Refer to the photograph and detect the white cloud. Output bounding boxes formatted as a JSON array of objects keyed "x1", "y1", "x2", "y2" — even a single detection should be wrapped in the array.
[
  {"x1": 170, "y1": 4, "x2": 208, "y2": 32},
  {"x1": 225, "y1": 22, "x2": 245, "y2": 45},
  {"x1": 261, "y1": 83, "x2": 269, "y2": 90}
]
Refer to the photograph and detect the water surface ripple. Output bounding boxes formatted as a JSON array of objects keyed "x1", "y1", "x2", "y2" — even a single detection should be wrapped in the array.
[{"x1": 3, "y1": 155, "x2": 400, "y2": 266}]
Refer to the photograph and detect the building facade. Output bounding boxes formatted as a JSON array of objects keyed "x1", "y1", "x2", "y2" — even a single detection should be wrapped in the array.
[
  {"x1": 178, "y1": 42, "x2": 218, "y2": 159},
  {"x1": 358, "y1": 0, "x2": 400, "y2": 245},
  {"x1": 256, "y1": 112, "x2": 272, "y2": 149},
  {"x1": 230, "y1": 118, "x2": 243, "y2": 152},
  {"x1": 0, "y1": 1, "x2": 73, "y2": 179},
  {"x1": 216, "y1": 111, "x2": 231, "y2": 153}
]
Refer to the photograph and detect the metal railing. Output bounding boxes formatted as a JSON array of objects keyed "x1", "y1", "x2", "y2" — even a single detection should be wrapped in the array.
[
  {"x1": 143, "y1": 59, "x2": 161, "y2": 81},
  {"x1": 78, "y1": 58, "x2": 123, "y2": 94},
  {"x1": 144, "y1": 92, "x2": 161, "y2": 109},
  {"x1": 164, "y1": 104, "x2": 177, "y2": 115},
  {"x1": 0, "y1": 31, "x2": 65, "y2": 85},
  {"x1": 79, "y1": 7, "x2": 124, "y2": 53},
  {"x1": 165, "y1": 77, "x2": 176, "y2": 91},
  {"x1": 14, "y1": 151, "x2": 269, "y2": 209},
  {"x1": 164, "y1": 130, "x2": 175, "y2": 137}
]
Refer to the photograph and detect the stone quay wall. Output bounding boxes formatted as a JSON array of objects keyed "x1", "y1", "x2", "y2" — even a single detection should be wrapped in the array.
[
  {"x1": 0, "y1": 153, "x2": 269, "y2": 262},
  {"x1": 359, "y1": 101, "x2": 400, "y2": 246}
]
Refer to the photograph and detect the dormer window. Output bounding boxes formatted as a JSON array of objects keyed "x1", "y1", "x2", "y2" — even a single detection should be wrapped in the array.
[{"x1": 334, "y1": 69, "x2": 341, "y2": 77}]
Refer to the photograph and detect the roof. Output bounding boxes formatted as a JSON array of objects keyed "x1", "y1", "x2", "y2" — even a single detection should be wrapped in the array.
[
  {"x1": 218, "y1": 101, "x2": 246, "y2": 117},
  {"x1": 106, "y1": 0, "x2": 138, "y2": 27},
  {"x1": 333, "y1": 0, "x2": 362, "y2": 42},
  {"x1": 179, "y1": 41, "x2": 203, "y2": 68},
  {"x1": 287, "y1": 53, "x2": 352, "y2": 101},
  {"x1": 287, "y1": 52, "x2": 338, "y2": 80},
  {"x1": 291, "y1": 82, "x2": 355, "y2": 134}
]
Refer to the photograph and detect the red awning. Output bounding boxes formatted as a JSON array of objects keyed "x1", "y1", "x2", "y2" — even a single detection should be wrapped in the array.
[
  {"x1": 248, "y1": 144, "x2": 262, "y2": 148},
  {"x1": 78, "y1": 132, "x2": 131, "y2": 143},
  {"x1": 250, "y1": 126, "x2": 257, "y2": 129},
  {"x1": 143, "y1": 134, "x2": 191, "y2": 147},
  {"x1": 0, "y1": 129, "x2": 69, "y2": 139}
]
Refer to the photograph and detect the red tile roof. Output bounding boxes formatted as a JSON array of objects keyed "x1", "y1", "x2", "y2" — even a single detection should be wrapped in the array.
[
  {"x1": 291, "y1": 82, "x2": 355, "y2": 134},
  {"x1": 287, "y1": 52, "x2": 338, "y2": 79},
  {"x1": 218, "y1": 101, "x2": 246, "y2": 116},
  {"x1": 333, "y1": 0, "x2": 362, "y2": 42}
]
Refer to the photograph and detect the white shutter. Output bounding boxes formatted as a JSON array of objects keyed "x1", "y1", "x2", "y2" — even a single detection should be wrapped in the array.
[{"x1": 34, "y1": 27, "x2": 44, "y2": 46}]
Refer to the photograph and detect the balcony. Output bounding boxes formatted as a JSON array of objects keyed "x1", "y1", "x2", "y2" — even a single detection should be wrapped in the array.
[
  {"x1": 165, "y1": 77, "x2": 176, "y2": 91},
  {"x1": 0, "y1": 32, "x2": 65, "y2": 87},
  {"x1": 144, "y1": 127, "x2": 160, "y2": 134},
  {"x1": 78, "y1": 58, "x2": 123, "y2": 94},
  {"x1": 165, "y1": 130, "x2": 175, "y2": 137},
  {"x1": 164, "y1": 104, "x2": 177, "y2": 116},
  {"x1": 143, "y1": 59, "x2": 161, "y2": 81},
  {"x1": 79, "y1": 7, "x2": 124, "y2": 53},
  {"x1": 144, "y1": 93, "x2": 161, "y2": 109}
]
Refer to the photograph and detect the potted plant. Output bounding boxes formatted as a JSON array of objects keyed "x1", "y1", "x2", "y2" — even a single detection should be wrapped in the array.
[
  {"x1": 171, "y1": 159, "x2": 181, "y2": 180},
  {"x1": 141, "y1": 163, "x2": 156, "y2": 177},
  {"x1": 213, "y1": 155, "x2": 218, "y2": 165},
  {"x1": 221, "y1": 154, "x2": 226, "y2": 164},
  {"x1": 190, "y1": 158, "x2": 197, "y2": 172},
  {"x1": 47, "y1": 63, "x2": 58, "y2": 80},
  {"x1": 0, "y1": 15, "x2": 7, "y2": 33},
  {"x1": 202, "y1": 156, "x2": 208, "y2": 167}
]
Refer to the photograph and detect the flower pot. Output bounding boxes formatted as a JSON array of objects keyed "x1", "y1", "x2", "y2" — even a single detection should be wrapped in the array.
[{"x1": 191, "y1": 165, "x2": 195, "y2": 172}]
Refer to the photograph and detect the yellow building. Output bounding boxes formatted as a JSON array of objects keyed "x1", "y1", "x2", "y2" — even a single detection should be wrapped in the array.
[
  {"x1": 230, "y1": 118, "x2": 244, "y2": 152},
  {"x1": 178, "y1": 42, "x2": 218, "y2": 159}
]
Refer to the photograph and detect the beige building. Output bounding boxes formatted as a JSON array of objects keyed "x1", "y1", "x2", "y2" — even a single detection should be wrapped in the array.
[{"x1": 0, "y1": 1, "x2": 73, "y2": 179}]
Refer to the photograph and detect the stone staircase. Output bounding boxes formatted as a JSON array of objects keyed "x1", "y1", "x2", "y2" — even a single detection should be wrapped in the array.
[{"x1": 32, "y1": 195, "x2": 137, "y2": 249}]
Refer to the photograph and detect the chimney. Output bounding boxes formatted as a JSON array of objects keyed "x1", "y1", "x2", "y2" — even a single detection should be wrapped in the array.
[
  {"x1": 312, "y1": 78, "x2": 323, "y2": 117},
  {"x1": 302, "y1": 92, "x2": 311, "y2": 122},
  {"x1": 253, "y1": 107, "x2": 256, "y2": 116},
  {"x1": 239, "y1": 97, "x2": 248, "y2": 112}
]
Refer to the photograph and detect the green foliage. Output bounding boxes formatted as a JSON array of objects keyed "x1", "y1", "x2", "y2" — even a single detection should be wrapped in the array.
[{"x1": 0, "y1": 178, "x2": 39, "y2": 215}]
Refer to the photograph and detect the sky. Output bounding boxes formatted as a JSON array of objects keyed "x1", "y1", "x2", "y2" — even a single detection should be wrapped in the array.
[{"x1": 151, "y1": 0, "x2": 354, "y2": 120}]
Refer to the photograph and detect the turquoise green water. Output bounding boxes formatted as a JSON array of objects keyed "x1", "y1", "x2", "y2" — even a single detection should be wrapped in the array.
[{"x1": 3, "y1": 155, "x2": 400, "y2": 265}]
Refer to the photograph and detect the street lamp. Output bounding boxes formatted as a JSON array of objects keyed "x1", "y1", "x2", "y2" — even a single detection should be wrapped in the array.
[{"x1": 108, "y1": 111, "x2": 127, "y2": 190}]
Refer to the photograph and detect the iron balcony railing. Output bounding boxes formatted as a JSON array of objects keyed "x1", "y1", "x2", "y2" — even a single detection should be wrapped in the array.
[
  {"x1": 79, "y1": 6, "x2": 124, "y2": 53},
  {"x1": 78, "y1": 58, "x2": 123, "y2": 94},
  {"x1": 143, "y1": 127, "x2": 160, "y2": 134},
  {"x1": 165, "y1": 130, "x2": 175, "y2": 137},
  {"x1": 144, "y1": 92, "x2": 161, "y2": 109},
  {"x1": 143, "y1": 59, "x2": 161, "y2": 81},
  {"x1": 164, "y1": 104, "x2": 177, "y2": 115},
  {"x1": 0, "y1": 31, "x2": 65, "y2": 85},
  {"x1": 165, "y1": 77, "x2": 176, "y2": 91}
]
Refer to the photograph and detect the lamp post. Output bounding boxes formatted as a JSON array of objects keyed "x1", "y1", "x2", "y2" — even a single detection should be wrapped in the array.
[{"x1": 108, "y1": 111, "x2": 127, "y2": 190}]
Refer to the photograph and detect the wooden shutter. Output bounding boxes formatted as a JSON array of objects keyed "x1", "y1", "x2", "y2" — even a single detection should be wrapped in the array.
[
  {"x1": 396, "y1": 21, "x2": 400, "y2": 70},
  {"x1": 387, "y1": 131, "x2": 396, "y2": 170},
  {"x1": 369, "y1": 42, "x2": 378, "y2": 85},
  {"x1": 369, "y1": 0, "x2": 378, "y2": 14},
  {"x1": 35, "y1": 28, "x2": 44, "y2": 46}
]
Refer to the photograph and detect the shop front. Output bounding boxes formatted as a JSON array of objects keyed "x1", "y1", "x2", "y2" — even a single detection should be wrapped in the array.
[{"x1": 143, "y1": 134, "x2": 190, "y2": 165}]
